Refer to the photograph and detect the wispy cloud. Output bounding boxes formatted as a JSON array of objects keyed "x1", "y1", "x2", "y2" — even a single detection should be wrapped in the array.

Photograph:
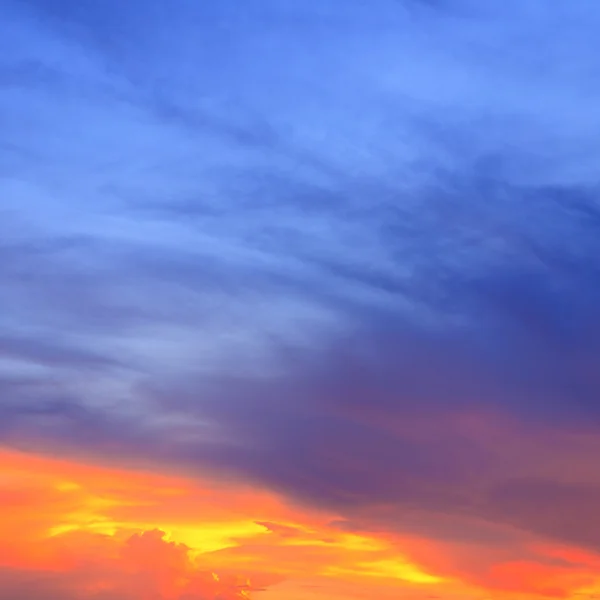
[{"x1": 3, "y1": 0, "x2": 600, "y2": 597}]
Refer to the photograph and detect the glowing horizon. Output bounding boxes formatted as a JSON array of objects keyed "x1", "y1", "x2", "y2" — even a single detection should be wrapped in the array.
[
  {"x1": 3, "y1": 446, "x2": 600, "y2": 599},
  {"x1": 0, "y1": 447, "x2": 457, "y2": 598}
]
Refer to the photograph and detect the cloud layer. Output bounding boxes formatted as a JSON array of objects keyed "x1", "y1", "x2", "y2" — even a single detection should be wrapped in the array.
[{"x1": 3, "y1": 1, "x2": 600, "y2": 597}]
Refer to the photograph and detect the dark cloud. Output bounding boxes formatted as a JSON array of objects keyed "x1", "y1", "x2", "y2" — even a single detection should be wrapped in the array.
[{"x1": 486, "y1": 479, "x2": 600, "y2": 550}]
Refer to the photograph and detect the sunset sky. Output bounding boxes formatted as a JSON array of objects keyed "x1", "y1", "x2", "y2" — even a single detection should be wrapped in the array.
[{"x1": 3, "y1": 1, "x2": 600, "y2": 599}]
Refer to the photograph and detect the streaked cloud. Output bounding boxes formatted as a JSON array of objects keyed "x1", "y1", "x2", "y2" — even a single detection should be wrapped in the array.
[{"x1": 3, "y1": 0, "x2": 600, "y2": 598}]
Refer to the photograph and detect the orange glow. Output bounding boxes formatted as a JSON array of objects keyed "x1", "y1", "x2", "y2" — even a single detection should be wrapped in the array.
[{"x1": 1, "y1": 446, "x2": 600, "y2": 599}]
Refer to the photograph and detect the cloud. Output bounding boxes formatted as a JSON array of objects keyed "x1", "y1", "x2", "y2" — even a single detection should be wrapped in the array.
[
  {"x1": 3, "y1": 1, "x2": 600, "y2": 596},
  {"x1": 0, "y1": 530, "x2": 253, "y2": 600},
  {"x1": 5, "y1": 447, "x2": 600, "y2": 599}
]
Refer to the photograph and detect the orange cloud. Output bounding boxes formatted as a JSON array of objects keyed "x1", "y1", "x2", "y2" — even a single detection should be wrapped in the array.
[
  {"x1": 2, "y1": 446, "x2": 600, "y2": 600},
  {"x1": 0, "y1": 447, "x2": 446, "y2": 599},
  {"x1": 0, "y1": 529, "x2": 253, "y2": 600}
]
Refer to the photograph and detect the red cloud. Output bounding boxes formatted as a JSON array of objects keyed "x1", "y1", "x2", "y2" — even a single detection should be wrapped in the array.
[{"x1": 0, "y1": 529, "x2": 254, "y2": 600}]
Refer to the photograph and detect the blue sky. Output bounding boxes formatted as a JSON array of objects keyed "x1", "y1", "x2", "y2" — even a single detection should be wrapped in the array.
[{"x1": 3, "y1": 0, "x2": 600, "y2": 558}]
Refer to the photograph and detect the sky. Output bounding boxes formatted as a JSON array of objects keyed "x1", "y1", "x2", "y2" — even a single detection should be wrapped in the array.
[{"x1": 2, "y1": 0, "x2": 600, "y2": 598}]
